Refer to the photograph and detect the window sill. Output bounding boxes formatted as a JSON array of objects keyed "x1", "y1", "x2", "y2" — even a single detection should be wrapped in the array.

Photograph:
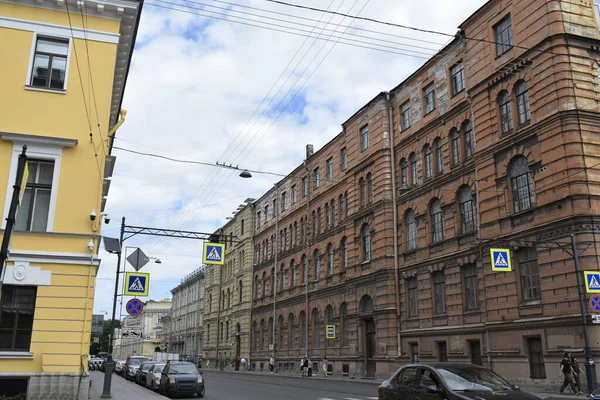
[
  {"x1": 463, "y1": 309, "x2": 481, "y2": 315},
  {"x1": 451, "y1": 89, "x2": 465, "y2": 98},
  {"x1": 0, "y1": 351, "x2": 34, "y2": 359},
  {"x1": 494, "y1": 46, "x2": 513, "y2": 60},
  {"x1": 423, "y1": 109, "x2": 436, "y2": 116},
  {"x1": 519, "y1": 300, "x2": 542, "y2": 308},
  {"x1": 25, "y1": 85, "x2": 66, "y2": 94}
]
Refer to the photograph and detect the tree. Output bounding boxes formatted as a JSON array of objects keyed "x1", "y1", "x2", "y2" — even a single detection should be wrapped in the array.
[{"x1": 90, "y1": 319, "x2": 121, "y2": 355}]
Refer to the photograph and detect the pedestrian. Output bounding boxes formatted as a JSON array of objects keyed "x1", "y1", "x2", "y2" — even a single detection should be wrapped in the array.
[
  {"x1": 206, "y1": 359, "x2": 210, "y2": 368},
  {"x1": 219, "y1": 358, "x2": 224, "y2": 371},
  {"x1": 303, "y1": 356, "x2": 309, "y2": 378},
  {"x1": 559, "y1": 352, "x2": 577, "y2": 394},
  {"x1": 571, "y1": 356, "x2": 584, "y2": 395},
  {"x1": 300, "y1": 357, "x2": 305, "y2": 377},
  {"x1": 241, "y1": 357, "x2": 247, "y2": 371},
  {"x1": 269, "y1": 356, "x2": 275, "y2": 373},
  {"x1": 307, "y1": 357, "x2": 312, "y2": 377},
  {"x1": 322, "y1": 356, "x2": 328, "y2": 377}
]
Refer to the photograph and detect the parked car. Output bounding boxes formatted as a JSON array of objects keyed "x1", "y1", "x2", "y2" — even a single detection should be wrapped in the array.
[
  {"x1": 114, "y1": 359, "x2": 126, "y2": 374},
  {"x1": 145, "y1": 363, "x2": 166, "y2": 392},
  {"x1": 89, "y1": 356, "x2": 103, "y2": 371},
  {"x1": 159, "y1": 361, "x2": 205, "y2": 398},
  {"x1": 123, "y1": 356, "x2": 149, "y2": 380},
  {"x1": 136, "y1": 361, "x2": 159, "y2": 386},
  {"x1": 378, "y1": 363, "x2": 541, "y2": 400}
]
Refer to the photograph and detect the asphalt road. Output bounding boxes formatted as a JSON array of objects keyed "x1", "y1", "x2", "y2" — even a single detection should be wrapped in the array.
[{"x1": 201, "y1": 370, "x2": 379, "y2": 400}]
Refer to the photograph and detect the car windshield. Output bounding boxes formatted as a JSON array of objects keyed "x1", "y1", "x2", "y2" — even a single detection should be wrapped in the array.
[
  {"x1": 141, "y1": 363, "x2": 154, "y2": 371},
  {"x1": 436, "y1": 367, "x2": 513, "y2": 392},
  {"x1": 153, "y1": 365, "x2": 165, "y2": 374},
  {"x1": 169, "y1": 364, "x2": 199, "y2": 374},
  {"x1": 130, "y1": 358, "x2": 147, "y2": 365}
]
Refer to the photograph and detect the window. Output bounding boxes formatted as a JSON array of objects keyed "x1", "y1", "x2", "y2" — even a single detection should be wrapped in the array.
[
  {"x1": 260, "y1": 320, "x2": 265, "y2": 349},
  {"x1": 596, "y1": 0, "x2": 600, "y2": 24},
  {"x1": 360, "y1": 125, "x2": 369, "y2": 151},
  {"x1": 262, "y1": 271, "x2": 267, "y2": 297},
  {"x1": 359, "y1": 178, "x2": 366, "y2": 208},
  {"x1": 498, "y1": 90, "x2": 513, "y2": 133},
  {"x1": 430, "y1": 199, "x2": 444, "y2": 243},
  {"x1": 340, "y1": 303, "x2": 348, "y2": 347},
  {"x1": 434, "y1": 138, "x2": 443, "y2": 174},
  {"x1": 424, "y1": 83, "x2": 436, "y2": 114},
  {"x1": 410, "y1": 153, "x2": 418, "y2": 186},
  {"x1": 0, "y1": 285, "x2": 36, "y2": 351},
  {"x1": 340, "y1": 148, "x2": 347, "y2": 171},
  {"x1": 438, "y1": 342, "x2": 448, "y2": 362},
  {"x1": 516, "y1": 81, "x2": 531, "y2": 124},
  {"x1": 463, "y1": 121, "x2": 474, "y2": 159},
  {"x1": 312, "y1": 308, "x2": 320, "y2": 348},
  {"x1": 510, "y1": 156, "x2": 535, "y2": 212},
  {"x1": 366, "y1": 173, "x2": 373, "y2": 204},
  {"x1": 281, "y1": 192, "x2": 286, "y2": 212},
  {"x1": 291, "y1": 185, "x2": 297, "y2": 204},
  {"x1": 313, "y1": 250, "x2": 320, "y2": 280},
  {"x1": 400, "y1": 101, "x2": 411, "y2": 130},
  {"x1": 327, "y1": 244, "x2": 334, "y2": 276},
  {"x1": 324, "y1": 307, "x2": 335, "y2": 348},
  {"x1": 239, "y1": 280, "x2": 243, "y2": 303},
  {"x1": 324, "y1": 158, "x2": 333, "y2": 180},
  {"x1": 302, "y1": 255, "x2": 308, "y2": 284},
  {"x1": 494, "y1": 16, "x2": 513, "y2": 56},
  {"x1": 300, "y1": 218, "x2": 305, "y2": 243},
  {"x1": 405, "y1": 210, "x2": 417, "y2": 251},
  {"x1": 339, "y1": 194, "x2": 345, "y2": 222},
  {"x1": 270, "y1": 268, "x2": 275, "y2": 296},
  {"x1": 16, "y1": 160, "x2": 55, "y2": 232},
  {"x1": 30, "y1": 37, "x2": 69, "y2": 90},
  {"x1": 518, "y1": 247, "x2": 541, "y2": 301},
  {"x1": 329, "y1": 200, "x2": 335, "y2": 228},
  {"x1": 273, "y1": 199, "x2": 277, "y2": 218},
  {"x1": 302, "y1": 177, "x2": 308, "y2": 196},
  {"x1": 362, "y1": 224, "x2": 371, "y2": 262},
  {"x1": 423, "y1": 145, "x2": 433, "y2": 179},
  {"x1": 241, "y1": 219, "x2": 245, "y2": 236},
  {"x1": 464, "y1": 264, "x2": 479, "y2": 311},
  {"x1": 325, "y1": 203, "x2": 330, "y2": 230},
  {"x1": 341, "y1": 237, "x2": 348, "y2": 271},
  {"x1": 458, "y1": 187, "x2": 475, "y2": 233},
  {"x1": 400, "y1": 158, "x2": 408, "y2": 187},
  {"x1": 278, "y1": 315, "x2": 285, "y2": 349},
  {"x1": 527, "y1": 337, "x2": 546, "y2": 378},
  {"x1": 257, "y1": 212, "x2": 261, "y2": 229},
  {"x1": 279, "y1": 264, "x2": 285, "y2": 292},
  {"x1": 407, "y1": 278, "x2": 418, "y2": 317},
  {"x1": 470, "y1": 340, "x2": 482, "y2": 366},
  {"x1": 451, "y1": 129, "x2": 460, "y2": 165},
  {"x1": 451, "y1": 62, "x2": 465, "y2": 95},
  {"x1": 433, "y1": 272, "x2": 446, "y2": 314},
  {"x1": 300, "y1": 312, "x2": 306, "y2": 349},
  {"x1": 264, "y1": 206, "x2": 268, "y2": 223},
  {"x1": 313, "y1": 168, "x2": 320, "y2": 189},
  {"x1": 288, "y1": 314, "x2": 295, "y2": 349},
  {"x1": 317, "y1": 207, "x2": 322, "y2": 234},
  {"x1": 410, "y1": 344, "x2": 419, "y2": 362}
]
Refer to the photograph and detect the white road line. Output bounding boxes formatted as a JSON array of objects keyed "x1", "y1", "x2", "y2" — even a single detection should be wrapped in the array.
[
  {"x1": 342, "y1": 398, "x2": 362, "y2": 400},
  {"x1": 317, "y1": 398, "x2": 336, "y2": 400},
  {"x1": 367, "y1": 397, "x2": 379, "y2": 400}
]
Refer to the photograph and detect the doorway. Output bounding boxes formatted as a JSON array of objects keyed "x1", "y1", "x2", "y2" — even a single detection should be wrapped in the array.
[{"x1": 365, "y1": 319, "x2": 376, "y2": 377}]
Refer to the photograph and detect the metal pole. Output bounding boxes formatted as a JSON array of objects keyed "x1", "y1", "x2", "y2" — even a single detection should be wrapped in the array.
[{"x1": 572, "y1": 233, "x2": 597, "y2": 393}]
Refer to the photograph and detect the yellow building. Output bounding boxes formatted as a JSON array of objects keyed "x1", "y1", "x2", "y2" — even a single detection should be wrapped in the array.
[{"x1": 0, "y1": 0, "x2": 141, "y2": 397}]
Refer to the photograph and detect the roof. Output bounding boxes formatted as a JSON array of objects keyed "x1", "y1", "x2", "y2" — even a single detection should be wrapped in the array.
[{"x1": 458, "y1": 0, "x2": 495, "y2": 30}]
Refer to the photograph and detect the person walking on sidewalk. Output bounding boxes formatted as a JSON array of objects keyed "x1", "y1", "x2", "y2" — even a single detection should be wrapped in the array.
[
  {"x1": 240, "y1": 357, "x2": 247, "y2": 372},
  {"x1": 322, "y1": 357, "x2": 328, "y2": 377},
  {"x1": 300, "y1": 357, "x2": 305, "y2": 377},
  {"x1": 571, "y1": 356, "x2": 584, "y2": 395},
  {"x1": 269, "y1": 357, "x2": 275, "y2": 373},
  {"x1": 559, "y1": 352, "x2": 577, "y2": 394},
  {"x1": 303, "y1": 356, "x2": 309, "y2": 377}
]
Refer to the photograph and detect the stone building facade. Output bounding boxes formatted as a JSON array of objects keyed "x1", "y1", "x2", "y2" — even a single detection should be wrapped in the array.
[
  {"x1": 169, "y1": 267, "x2": 205, "y2": 360},
  {"x1": 249, "y1": 0, "x2": 600, "y2": 385},
  {"x1": 203, "y1": 200, "x2": 255, "y2": 368}
]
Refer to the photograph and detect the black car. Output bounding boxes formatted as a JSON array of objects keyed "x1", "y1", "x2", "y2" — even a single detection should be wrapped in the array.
[
  {"x1": 378, "y1": 363, "x2": 541, "y2": 400},
  {"x1": 123, "y1": 356, "x2": 149, "y2": 380},
  {"x1": 136, "y1": 361, "x2": 159, "y2": 385},
  {"x1": 160, "y1": 361, "x2": 205, "y2": 398}
]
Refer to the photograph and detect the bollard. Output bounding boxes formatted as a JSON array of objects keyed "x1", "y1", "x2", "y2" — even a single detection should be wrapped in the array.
[{"x1": 101, "y1": 355, "x2": 115, "y2": 398}]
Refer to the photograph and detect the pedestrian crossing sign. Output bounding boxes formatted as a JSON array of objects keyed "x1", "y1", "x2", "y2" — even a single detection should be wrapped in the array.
[
  {"x1": 584, "y1": 271, "x2": 600, "y2": 293},
  {"x1": 490, "y1": 248, "x2": 512, "y2": 272},
  {"x1": 124, "y1": 272, "x2": 150, "y2": 296},
  {"x1": 326, "y1": 325, "x2": 335, "y2": 339},
  {"x1": 203, "y1": 242, "x2": 225, "y2": 265}
]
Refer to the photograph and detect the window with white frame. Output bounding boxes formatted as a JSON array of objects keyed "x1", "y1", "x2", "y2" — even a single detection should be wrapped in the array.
[
  {"x1": 326, "y1": 158, "x2": 333, "y2": 179},
  {"x1": 302, "y1": 177, "x2": 308, "y2": 197},
  {"x1": 340, "y1": 148, "x2": 347, "y2": 171},
  {"x1": 450, "y1": 62, "x2": 465, "y2": 95},
  {"x1": 423, "y1": 83, "x2": 436, "y2": 114},
  {"x1": 400, "y1": 101, "x2": 411, "y2": 130},
  {"x1": 16, "y1": 160, "x2": 55, "y2": 232},
  {"x1": 360, "y1": 125, "x2": 369, "y2": 151},
  {"x1": 313, "y1": 168, "x2": 320, "y2": 189},
  {"x1": 516, "y1": 81, "x2": 531, "y2": 125},
  {"x1": 29, "y1": 37, "x2": 69, "y2": 90}
]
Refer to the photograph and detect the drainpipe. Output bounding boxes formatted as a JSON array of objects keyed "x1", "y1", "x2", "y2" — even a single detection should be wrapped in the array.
[
  {"x1": 386, "y1": 92, "x2": 402, "y2": 357},
  {"x1": 304, "y1": 161, "x2": 311, "y2": 353},
  {"x1": 107, "y1": 109, "x2": 127, "y2": 148},
  {"x1": 272, "y1": 184, "x2": 280, "y2": 365}
]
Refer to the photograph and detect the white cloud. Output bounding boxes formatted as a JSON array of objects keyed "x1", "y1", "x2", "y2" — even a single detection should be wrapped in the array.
[{"x1": 94, "y1": 0, "x2": 486, "y2": 315}]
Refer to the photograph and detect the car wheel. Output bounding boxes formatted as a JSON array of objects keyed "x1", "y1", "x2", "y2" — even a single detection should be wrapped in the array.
[{"x1": 198, "y1": 389, "x2": 205, "y2": 398}]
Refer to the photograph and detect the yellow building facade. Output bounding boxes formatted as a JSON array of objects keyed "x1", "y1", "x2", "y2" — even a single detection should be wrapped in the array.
[{"x1": 0, "y1": 0, "x2": 141, "y2": 397}]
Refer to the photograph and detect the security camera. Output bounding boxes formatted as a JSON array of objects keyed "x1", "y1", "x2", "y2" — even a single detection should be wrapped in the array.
[
  {"x1": 90, "y1": 209, "x2": 97, "y2": 221},
  {"x1": 103, "y1": 213, "x2": 110, "y2": 224},
  {"x1": 87, "y1": 239, "x2": 95, "y2": 252}
]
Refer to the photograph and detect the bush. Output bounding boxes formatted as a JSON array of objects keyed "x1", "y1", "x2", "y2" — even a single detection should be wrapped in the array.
[{"x1": 0, "y1": 394, "x2": 26, "y2": 400}]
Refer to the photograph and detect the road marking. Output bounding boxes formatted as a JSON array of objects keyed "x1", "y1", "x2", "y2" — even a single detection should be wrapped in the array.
[
  {"x1": 343, "y1": 398, "x2": 362, "y2": 400},
  {"x1": 367, "y1": 397, "x2": 379, "y2": 400},
  {"x1": 318, "y1": 398, "x2": 336, "y2": 400}
]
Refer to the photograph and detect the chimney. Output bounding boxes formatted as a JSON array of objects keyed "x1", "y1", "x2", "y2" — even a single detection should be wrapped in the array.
[{"x1": 306, "y1": 144, "x2": 314, "y2": 159}]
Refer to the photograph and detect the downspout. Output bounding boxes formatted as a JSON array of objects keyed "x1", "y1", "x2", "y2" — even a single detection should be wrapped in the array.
[
  {"x1": 248, "y1": 221, "x2": 254, "y2": 366},
  {"x1": 304, "y1": 161, "x2": 311, "y2": 353},
  {"x1": 107, "y1": 109, "x2": 127, "y2": 148},
  {"x1": 273, "y1": 184, "x2": 280, "y2": 364},
  {"x1": 386, "y1": 92, "x2": 402, "y2": 357}
]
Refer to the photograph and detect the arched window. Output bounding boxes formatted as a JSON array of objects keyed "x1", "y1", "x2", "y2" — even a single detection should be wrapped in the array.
[
  {"x1": 288, "y1": 314, "x2": 295, "y2": 349},
  {"x1": 361, "y1": 295, "x2": 374, "y2": 313},
  {"x1": 458, "y1": 186, "x2": 475, "y2": 233},
  {"x1": 278, "y1": 315, "x2": 285, "y2": 349},
  {"x1": 270, "y1": 267, "x2": 275, "y2": 296},
  {"x1": 252, "y1": 321, "x2": 258, "y2": 351},
  {"x1": 327, "y1": 243, "x2": 334, "y2": 276},
  {"x1": 326, "y1": 306, "x2": 335, "y2": 347},
  {"x1": 341, "y1": 237, "x2": 348, "y2": 271},
  {"x1": 430, "y1": 199, "x2": 444, "y2": 243},
  {"x1": 290, "y1": 260, "x2": 296, "y2": 288},
  {"x1": 226, "y1": 321, "x2": 229, "y2": 340},
  {"x1": 405, "y1": 209, "x2": 417, "y2": 251},
  {"x1": 268, "y1": 317, "x2": 273, "y2": 346},
  {"x1": 317, "y1": 208, "x2": 322, "y2": 235},
  {"x1": 410, "y1": 153, "x2": 418, "y2": 186},
  {"x1": 293, "y1": 221, "x2": 298, "y2": 246},
  {"x1": 366, "y1": 173, "x2": 373, "y2": 204},
  {"x1": 301, "y1": 254, "x2": 307, "y2": 284},
  {"x1": 260, "y1": 319, "x2": 265, "y2": 350},
  {"x1": 359, "y1": 177, "x2": 366, "y2": 207},
  {"x1": 516, "y1": 81, "x2": 531, "y2": 124},
  {"x1": 239, "y1": 280, "x2": 243, "y2": 304},
  {"x1": 284, "y1": 227, "x2": 288, "y2": 250},
  {"x1": 340, "y1": 303, "x2": 348, "y2": 347},
  {"x1": 222, "y1": 290, "x2": 225, "y2": 310},
  {"x1": 312, "y1": 308, "x2": 320, "y2": 348},
  {"x1": 261, "y1": 271, "x2": 266, "y2": 297},
  {"x1": 423, "y1": 145, "x2": 433, "y2": 179},
  {"x1": 330, "y1": 200, "x2": 335, "y2": 228},
  {"x1": 279, "y1": 263, "x2": 285, "y2": 292},
  {"x1": 313, "y1": 249, "x2": 321, "y2": 280},
  {"x1": 451, "y1": 129, "x2": 460, "y2": 165},
  {"x1": 300, "y1": 311, "x2": 306, "y2": 350},
  {"x1": 434, "y1": 138, "x2": 443, "y2": 174},
  {"x1": 510, "y1": 156, "x2": 534, "y2": 212},
  {"x1": 300, "y1": 217, "x2": 305, "y2": 243},
  {"x1": 254, "y1": 275, "x2": 258, "y2": 299},
  {"x1": 463, "y1": 120, "x2": 474, "y2": 159},
  {"x1": 227, "y1": 288, "x2": 231, "y2": 309},
  {"x1": 208, "y1": 294, "x2": 212, "y2": 313},
  {"x1": 400, "y1": 158, "x2": 408, "y2": 187},
  {"x1": 325, "y1": 203, "x2": 330, "y2": 230},
  {"x1": 362, "y1": 224, "x2": 371, "y2": 262},
  {"x1": 498, "y1": 90, "x2": 513, "y2": 133},
  {"x1": 339, "y1": 194, "x2": 345, "y2": 222}
]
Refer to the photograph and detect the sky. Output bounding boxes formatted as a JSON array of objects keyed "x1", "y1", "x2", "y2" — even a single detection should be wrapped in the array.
[{"x1": 93, "y1": 0, "x2": 486, "y2": 319}]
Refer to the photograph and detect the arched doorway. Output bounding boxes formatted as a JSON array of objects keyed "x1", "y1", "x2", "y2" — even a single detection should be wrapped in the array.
[
  {"x1": 235, "y1": 323, "x2": 241, "y2": 370},
  {"x1": 360, "y1": 295, "x2": 376, "y2": 377}
]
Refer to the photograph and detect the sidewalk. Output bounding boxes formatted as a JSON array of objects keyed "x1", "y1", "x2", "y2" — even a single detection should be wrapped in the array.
[
  {"x1": 203, "y1": 367, "x2": 586, "y2": 400},
  {"x1": 88, "y1": 371, "x2": 167, "y2": 400}
]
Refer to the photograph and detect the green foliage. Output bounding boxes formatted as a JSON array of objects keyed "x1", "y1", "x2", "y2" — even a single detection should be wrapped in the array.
[
  {"x1": 0, "y1": 393, "x2": 26, "y2": 400},
  {"x1": 89, "y1": 319, "x2": 122, "y2": 355}
]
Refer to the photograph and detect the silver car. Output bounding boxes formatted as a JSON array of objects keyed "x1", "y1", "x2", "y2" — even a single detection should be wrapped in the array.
[
  {"x1": 114, "y1": 359, "x2": 126, "y2": 374},
  {"x1": 145, "y1": 363, "x2": 165, "y2": 391}
]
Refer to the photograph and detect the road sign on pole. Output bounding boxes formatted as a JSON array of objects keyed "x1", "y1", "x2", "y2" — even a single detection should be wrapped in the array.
[
  {"x1": 126, "y1": 298, "x2": 144, "y2": 316},
  {"x1": 203, "y1": 242, "x2": 225, "y2": 265},
  {"x1": 127, "y1": 248, "x2": 150, "y2": 271},
  {"x1": 490, "y1": 248, "x2": 512, "y2": 272},
  {"x1": 326, "y1": 325, "x2": 336, "y2": 339},
  {"x1": 585, "y1": 271, "x2": 600, "y2": 293},
  {"x1": 124, "y1": 272, "x2": 150, "y2": 296}
]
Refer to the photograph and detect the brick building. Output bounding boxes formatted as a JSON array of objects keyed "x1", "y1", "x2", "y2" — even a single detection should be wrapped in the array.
[{"x1": 249, "y1": 0, "x2": 600, "y2": 385}]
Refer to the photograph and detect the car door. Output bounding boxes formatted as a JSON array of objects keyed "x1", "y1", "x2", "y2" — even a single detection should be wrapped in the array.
[
  {"x1": 392, "y1": 367, "x2": 420, "y2": 400},
  {"x1": 414, "y1": 368, "x2": 446, "y2": 400},
  {"x1": 160, "y1": 364, "x2": 169, "y2": 390}
]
